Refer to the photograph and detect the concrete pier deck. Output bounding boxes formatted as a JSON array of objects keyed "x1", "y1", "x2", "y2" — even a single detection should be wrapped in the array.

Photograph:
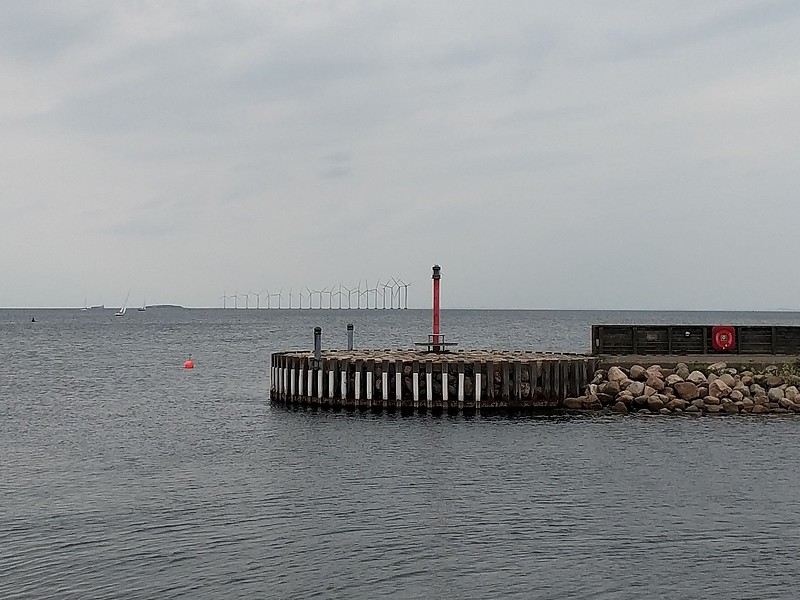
[{"x1": 598, "y1": 355, "x2": 800, "y2": 370}]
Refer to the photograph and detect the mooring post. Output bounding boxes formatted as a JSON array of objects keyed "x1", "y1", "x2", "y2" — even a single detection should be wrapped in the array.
[
  {"x1": 347, "y1": 323, "x2": 354, "y2": 351},
  {"x1": 314, "y1": 327, "x2": 322, "y2": 368}
]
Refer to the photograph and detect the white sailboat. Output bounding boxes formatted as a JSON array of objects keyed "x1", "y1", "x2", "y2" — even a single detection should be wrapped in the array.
[{"x1": 115, "y1": 291, "x2": 130, "y2": 317}]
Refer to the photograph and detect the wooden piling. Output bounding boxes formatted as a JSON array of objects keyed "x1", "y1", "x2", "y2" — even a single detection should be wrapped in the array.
[{"x1": 270, "y1": 350, "x2": 595, "y2": 414}]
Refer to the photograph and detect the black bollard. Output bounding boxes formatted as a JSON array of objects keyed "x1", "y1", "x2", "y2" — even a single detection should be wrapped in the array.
[
  {"x1": 347, "y1": 323, "x2": 354, "y2": 351},
  {"x1": 313, "y1": 327, "x2": 322, "y2": 368}
]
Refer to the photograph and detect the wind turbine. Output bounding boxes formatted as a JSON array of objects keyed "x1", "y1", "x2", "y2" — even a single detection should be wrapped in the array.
[
  {"x1": 220, "y1": 291, "x2": 227, "y2": 309},
  {"x1": 381, "y1": 281, "x2": 393, "y2": 309},
  {"x1": 334, "y1": 283, "x2": 343, "y2": 309},
  {"x1": 389, "y1": 277, "x2": 401, "y2": 309},
  {"x1": 312, "y1": 287, "x2": 325, "y2": 309},
  {"x1": 341, "y1": 284, "x2": 353, "y2": 309},
  {"x1": 233, "y1": 291, "x2": 239, "y2": 309},
  {"x1": 401, "y1": 280, "x2": 411, "y2": 309},
  {"x1": 324, "y1": 286, "x2": 333, "y2": 309},
  {"x1": 369, "y1": 279, "x2": 379, "y2": 309}
]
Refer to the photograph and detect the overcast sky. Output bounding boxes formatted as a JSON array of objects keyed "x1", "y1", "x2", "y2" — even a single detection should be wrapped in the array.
[{"x1": 2, "y1": 1, "x2": 800, "y2": 309}]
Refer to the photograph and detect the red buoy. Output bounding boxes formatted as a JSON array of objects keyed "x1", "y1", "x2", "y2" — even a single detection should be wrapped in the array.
[{"x1": 184, "y1": 359, "x2": 194, "y2": 369}]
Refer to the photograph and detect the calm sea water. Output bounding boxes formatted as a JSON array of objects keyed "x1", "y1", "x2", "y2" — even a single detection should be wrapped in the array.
[{"x1": 3, "y1": 308, "x2": 800, "y2": 599}]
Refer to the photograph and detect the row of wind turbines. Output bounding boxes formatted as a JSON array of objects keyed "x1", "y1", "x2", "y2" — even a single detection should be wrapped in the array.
[{"x1": 220, "y1": 279, "x2": 411, "y2": 310}]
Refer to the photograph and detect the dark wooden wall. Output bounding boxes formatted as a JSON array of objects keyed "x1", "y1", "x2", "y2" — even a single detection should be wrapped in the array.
[{"x1": 591, "y1": 325, "x2": 800, "y2": 355}]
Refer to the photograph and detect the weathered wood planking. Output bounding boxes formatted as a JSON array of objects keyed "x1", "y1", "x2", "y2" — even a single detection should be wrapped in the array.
[{"x1": 270, "y1": 350, "x2": 595, "y2": 413}]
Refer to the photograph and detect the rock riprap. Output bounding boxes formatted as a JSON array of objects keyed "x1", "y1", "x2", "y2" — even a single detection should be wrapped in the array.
[{"x1": 564, "y1": 362, "x2": 800, "y2": 415}]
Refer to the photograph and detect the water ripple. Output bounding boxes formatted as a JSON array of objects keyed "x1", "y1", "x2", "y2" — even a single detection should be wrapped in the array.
[{"x1": 3, "y1": 309, "x2": 800, "y2": 598}]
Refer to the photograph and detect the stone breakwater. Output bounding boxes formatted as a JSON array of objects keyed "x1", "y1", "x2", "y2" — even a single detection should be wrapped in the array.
[{"x1": 567, "y1": 361, "x2": 800, "y2": 415}]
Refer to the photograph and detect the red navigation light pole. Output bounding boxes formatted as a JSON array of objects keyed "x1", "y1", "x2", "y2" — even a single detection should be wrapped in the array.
[{"x1": 432, "y1": 264, "x2": 441, "y2": 348}]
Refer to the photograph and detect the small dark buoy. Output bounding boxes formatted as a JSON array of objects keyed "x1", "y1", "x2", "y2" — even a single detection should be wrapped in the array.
[{"x1": 31, "y1": 317, "x2": 35, "y2": 323}]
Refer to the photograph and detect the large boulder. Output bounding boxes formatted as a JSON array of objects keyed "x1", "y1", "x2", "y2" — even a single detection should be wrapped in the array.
[
  {"x1": 665, "y1": 374, "x2": 684, "y2": 386},
  {"x1": 729, "y1": 390, "x2": 744, "y2": 402},
  {"x1": 722, "y1": 402, "x2": 740, "y2": 414},
  {"x1": 611, "y1": 401, "x2": 628, "y2": 414},
  {"x1": 617, "y1": 391, "x2": 634, "y2": 405},
  {"x1": 675, "y1": 363, "x2": 690, "y2": 380},
  {"x1": 708, "y1": 379, "x2": 732, "y2": 399},
  {"x1": 667, "y1": 398, "x2": 689, "y2": 411},
  {"x1": 647, "y1": 396, "x2": 665, "y2": 411},
  {"x1": 645, "y1": 365, "x2": 664, "y2": 379},
  {"x1": 752, "y1": 404, "x2": 770, "y2": 414},
  {"x1": 786, "y1": 386, "x2": 799, "y2": 402},
  {"x1": 768, "y1": 387, "x2": 785, "y2": 402},
  {"x1": 629, "y1": 365, "x2": 647, "y2": 380},
  {"x1": 627, "y1": 381, "x2": 646, "y2": 397},
  {"x1": 563, "y1": 397, "x2": 585, "y2": 410},
  {"x1": 591, "y1": 369, "x2": 607, "y2": 385},
  {"x1": 607, "y1": 367, "x2": 627, "y2": 383},
  {"x1": 598, "y1": 380, "x2": 621, "y2": 396},
  {"x1": 687, "y1": 371, "x2": 708, "y2": 385},
  {"x1": 674, "y1": 381, "x2": 700, "y2": 400},
  {"x1": 646, "y1": 375, "x2": 665, "y2": 391},
  {"x1": 708, "y1": 361, "x2": 727, "y2": 373},
  {"x1": 597, "y1": 393, "x2": 616, "y2": 406},
  {"x1": 720, "y1": 373, "x2": 736, "y2": 388},
  {"x1": 765, "y1": 375, "x2": 785, "y2": 388},
  {"x1": 703, "y1": 395, "x2": 721, "y2": 406}
]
